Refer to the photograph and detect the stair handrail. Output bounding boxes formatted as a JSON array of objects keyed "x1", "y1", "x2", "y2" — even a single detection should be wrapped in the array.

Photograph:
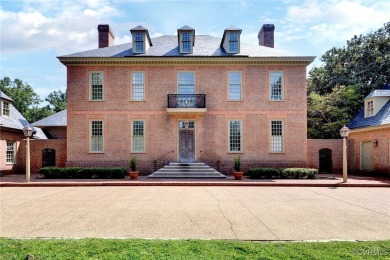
[{"x1": 154, "y1": 150, "x2": 175, "y2": 171}]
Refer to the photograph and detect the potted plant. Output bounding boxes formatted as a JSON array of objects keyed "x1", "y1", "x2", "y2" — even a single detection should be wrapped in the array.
[
  {"x1": 233, "y1": 156, "x2": 244, "y2": 180},
  {"x1": 129, "y1": 155, "x2": 139, "y2": 179}
]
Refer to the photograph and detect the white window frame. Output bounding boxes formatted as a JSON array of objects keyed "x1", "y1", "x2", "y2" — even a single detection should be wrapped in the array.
[
  {"x1": 89, "y1": 120, "x2": 104, "y2": 153},
  {"x1": 131, "y1": 72, "x2": 145, "y2": 101},
  {"x1": 270, "y1": 120, "x2": 284, "y2": 153},
  {"x1": 181, "y1": 32, "x2": 191, "y2": 53},
  {"x1": 366, "y1": 100, "x2": 374, "y2": 117},
  {"x1": 131, "y1": 120, "x2": 146, "y2": 153},
  {"x1": 229, "y1": 32, "x2": 238, "y2": 53},
  {"x1": 228, "y1": 71, "x2": 242, "y2": 101},
  {"x1": 6, "y1": 141, "x2": 15, "y2": 164},
  {"x1": 228, "y1": 120, "x2": 243, "y2": 153},
  {"x1": 177, "y1": 71, "x2": 195, "y2": 94},
  {"x1": 2, "y1": 101, "x2": 10, "y2": 117},
  {"x1": 269, "y1": 71, "x2": 284, "y2": 101},
  {"x1": 89, "y1": 71, "x2": 104, "y2": 101}
]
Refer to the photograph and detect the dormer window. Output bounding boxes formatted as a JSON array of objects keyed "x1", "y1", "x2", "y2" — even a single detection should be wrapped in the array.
[
  {"x1": 134, "y1": 32, "x2": 144, "y2": 53},
  {"x1": 130, "y1": 25, "x2": 152, "y2": 54},
  {"x1": 221, "y1": 26, "x2": 242, "y2": 54},
  {"x1": 177, "y1": 26, "x2": 195, "y2": 54},
  {"x1": 229, "y1": 33, "x2": 238, "y2": 52},
  {"x1": 2, "y1": 101, "x2": 10, "y2": 117},
  {"x1": 366, "y1": 100, "x2": 374, "y2": 117}
]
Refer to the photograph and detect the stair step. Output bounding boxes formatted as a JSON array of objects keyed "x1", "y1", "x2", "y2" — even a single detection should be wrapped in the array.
[{"x1": 147, "y1": 162, "x2": 226, "y2": 179}]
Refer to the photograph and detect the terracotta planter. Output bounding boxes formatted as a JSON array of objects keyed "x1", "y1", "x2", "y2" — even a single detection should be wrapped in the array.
[
  {"x1": 233, "y1": 171, "x2": 244, "y2": 180},
  {"x1": 129, "y1": 171, "x2": 139, "y2": 180}
]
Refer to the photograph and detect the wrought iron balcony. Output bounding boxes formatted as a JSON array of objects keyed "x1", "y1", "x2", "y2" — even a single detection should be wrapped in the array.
[{"x1": 167, "y1": 94, "x2": 206, "y2": 109}]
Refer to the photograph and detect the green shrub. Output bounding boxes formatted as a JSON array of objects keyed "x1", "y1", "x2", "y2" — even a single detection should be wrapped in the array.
[
  {"x1": 234, "y1": 156, "x2": 241, "y2": 171},
  {"x1": 39, "y1": 167, "x2": 127, "y2": 179},
  {"x1": 247, "y1": 167, "x2": 318, "y2": 179}
]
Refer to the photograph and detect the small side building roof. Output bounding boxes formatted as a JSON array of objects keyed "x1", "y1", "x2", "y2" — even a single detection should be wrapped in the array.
[{"x1": 32, "y1": 109, "x2": 67, "y2": 127}]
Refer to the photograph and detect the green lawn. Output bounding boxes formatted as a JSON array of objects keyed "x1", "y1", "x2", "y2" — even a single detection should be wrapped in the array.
[{"x1": 1, "y1": 238, "x2": 389, "y2": 259}]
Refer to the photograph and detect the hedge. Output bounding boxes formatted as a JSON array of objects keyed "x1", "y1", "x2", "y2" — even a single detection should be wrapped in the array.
[
  {"x1": 247, "y1": 168, "x2": 318, "y2": 179},
  {"x1": 38, "y1": 167, "x2": 127, "y2": 179}
]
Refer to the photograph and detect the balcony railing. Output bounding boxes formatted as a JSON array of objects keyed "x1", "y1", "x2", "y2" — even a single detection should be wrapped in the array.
[{"x1": 167, "y1": 94, "x2": 206, "y2": 108}]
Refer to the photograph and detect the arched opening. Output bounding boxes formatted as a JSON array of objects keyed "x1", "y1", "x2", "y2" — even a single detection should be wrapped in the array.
[
  {"x1": 42, "y1": 148, "x2": 56, "y2": 167},
  {"x1": 319, "y1": 148, "x2": 332, "y2": 173}
]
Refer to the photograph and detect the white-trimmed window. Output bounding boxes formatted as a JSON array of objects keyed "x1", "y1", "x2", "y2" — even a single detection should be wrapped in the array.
[
  {"x1": 132, "y1": 120, "x2": 145, "y2": 152},
  {"x1": 366, "y1": 100, "x2": 374, "y2": 117},
  {"x1": 6, "y1": 141, "x2": 15, "y2": 164},
  {"x1": 270, "y1": 72, "x2": 283, "y2": 100},
  {"x1": 90, "y1": 120, "x2": 103, "y2": 152},
  {"x1": 229, "y1": 33, "x2": 238, "y2": 53},
  {"x1": 182, "y1": 32, "x2": 191, "y2": 53},
  {"x1": 134, "y1": 32, "x2": 144, "y2": 53},
  {"x1": 2, "y1": 101, "x2": 10, "y2": 117},
  {"x1": 132, "y1": 72, "x2": 145, "y2": 101},
  {"x1": 228, "y1": 71, "x2": 241, "y2": 100},
  {"x1": 270, "y1": 120, "x2": 284, "y2": 152},
  {"x1": 229, "y1": 120, "x2": 242, "y2": 152},
  {"x1": 90, "y1": 72, "x2": 103, "y2": 100},
  {"x1": 178, "y1": 72, "x2": 195, "y2": 94}
]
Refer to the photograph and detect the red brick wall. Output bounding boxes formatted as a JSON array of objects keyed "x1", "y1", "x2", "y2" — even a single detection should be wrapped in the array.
[
  {"x1": 66, "y1": 64, "x2": 309, "y2": 175},
  {"x1": 348, "y1": 126, "x2": 390, "y2": 174},
  {"x1": 0, "y1": 129, "x2": 24, "y2": 174},
  {"x1": 307, "y1": 139, "x2": 343, "y2": 172}
]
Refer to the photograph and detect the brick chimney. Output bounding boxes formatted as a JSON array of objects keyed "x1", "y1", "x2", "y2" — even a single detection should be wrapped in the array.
[
  {"x1": 258, "y1": 24, "x2": 275, "y2": 48},
  {"x1": 97, "y1": 24, "x2": 114, "y2": 48}
]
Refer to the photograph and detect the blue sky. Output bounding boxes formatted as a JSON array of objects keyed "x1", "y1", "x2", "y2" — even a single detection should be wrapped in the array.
[{"x1": 1, "y1": 0, "x2": 389, "y2": 100}]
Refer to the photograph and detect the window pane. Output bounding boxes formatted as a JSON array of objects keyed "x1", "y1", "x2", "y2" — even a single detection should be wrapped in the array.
[
  {"x1": 2, "y1": 102, "x2": 10, "y2": 116},
  {"x1": 132, "y1": 121, "x2": 145, "y2": 152},
  {"x1": 229, "y1": 41, "x2": 238, "y2": 52},
  {"x1": 135, "y1": 41, "x2": 144, "y2": 53},
  {"x1": 132, "y1": 72, "x2": 145, "y2": 100},
  {"x1": 6, "y1": 141, "x2": 15, "y2": 163},
  {"x1": 178, "y1": 72, "x2": 194, "y2": 94},
  {"x1": 229, "y1": 120, "x2": 241, "y2": 152},
  {"x1": 182, "y1": 32, "x2": 190, "y2": 41},
  {"x1": 270, "y1": 72, "x2": 282, "y2": 100},
  {"x1": 229, "y1": 72, "x2": 241, "y2": 100},
  {"x1": 367, "y1": 101, "x2": 373, "y2": 116},
  {"x1": 229, "y1": 33, "x2": 238, "y2": 41},
  {"x1": 135, "y1": 32, "x2": 143, "y2": 41},
  {"x1": 91, "y1": 72, "x2": 103, "y2": 100},
  {"x1": 271, "y1": 121, "x2": 283, "y2": 152},
  {"x1": 91, "y1": 121, "x2": 103, "y2": 152},
  {"x1": 182, "y1": 41, "x2": 190, "y2": 52}
]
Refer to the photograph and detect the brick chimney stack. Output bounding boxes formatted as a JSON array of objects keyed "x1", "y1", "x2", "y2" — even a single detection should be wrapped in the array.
[
  {"x1": 258, "y1": 24, "x2": 275, "y2": 48},
  {"x1": 97, "y1": 24, "x2": 114, "y2": 48}
]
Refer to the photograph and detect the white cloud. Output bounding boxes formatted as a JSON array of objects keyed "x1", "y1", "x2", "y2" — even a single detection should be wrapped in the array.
[{"x1": 286, "y1": 2, "x2": 324, "y2": 22}]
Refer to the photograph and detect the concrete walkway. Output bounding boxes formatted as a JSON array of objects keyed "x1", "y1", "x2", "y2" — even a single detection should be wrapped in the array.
[
  {"x1": 1, "y1": 173, "x2": 390, "y2": 187},
  {"x1": 1, "y1": 186, "x2": 389, "y2": 240}
]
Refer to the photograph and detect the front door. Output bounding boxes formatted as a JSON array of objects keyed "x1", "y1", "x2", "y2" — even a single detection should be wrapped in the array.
[
  {"x1": 179, "y1": 121, "x2": 195, "y2": 163},
  {"x1": 361, "y1": 142, "x2": 373, "y2": 170}
]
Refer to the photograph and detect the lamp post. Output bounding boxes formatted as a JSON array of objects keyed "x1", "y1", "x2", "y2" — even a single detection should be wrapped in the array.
[
  {"x1": 23, "y1": 126, "x2": 33, "y2": 182},
  {"x1": 339, "y1": 125, "x2": 350, "y2": 183}
]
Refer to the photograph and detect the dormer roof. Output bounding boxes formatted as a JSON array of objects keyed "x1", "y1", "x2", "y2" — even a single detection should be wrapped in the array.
[
  {"x1": 0, "y1": 91, "x2": 13, "y2": 101},
  {"x1": 130, "y1": 25, "x2": 153, "y2": 46}
]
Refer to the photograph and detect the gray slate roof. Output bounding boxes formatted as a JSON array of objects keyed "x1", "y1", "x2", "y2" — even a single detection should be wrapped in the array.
[
  {"x1": 364, "y1": 85, "x2": 390, "y2": 99},
  {"x1": 178, "y1": 25, "x2": 194, "y2": 30},
  {"x1": 348, "y1": 84, "x2": 390, "y2": 129},
  {"x1": 0, "y1": 91, "x2": 13, "y2": 101},
  {"x1": 32, "y1": 109, "x2": 67, "y2": 127},
  {"x1": 59, "y1": 35, "x2": 287, "y2": 58}
]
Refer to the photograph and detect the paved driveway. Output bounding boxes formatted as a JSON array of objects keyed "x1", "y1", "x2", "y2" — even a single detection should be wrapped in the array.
[{"x1": 1, "y1": 186, "x2": 389, "y2": 240}]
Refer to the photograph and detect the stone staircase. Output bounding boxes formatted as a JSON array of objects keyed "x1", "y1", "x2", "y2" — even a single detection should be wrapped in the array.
[{"x1": 147, "y1": 162, "x2": 226, "y2": 179}]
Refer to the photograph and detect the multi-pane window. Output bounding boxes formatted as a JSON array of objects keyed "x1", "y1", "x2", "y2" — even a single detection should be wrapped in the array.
[
  {"x1": 6, "y1": 141, "x2": 15, "y2": 164},
  {"x1": 90, "y1": 72, "x2": 103, "y2": 100},
  {"x1": 2, "y1": 101, "x2": 10, "y2": 116},
  {"x1": 229, "y1": 120, "x2": 242, "y2": 152},
  {"x1": 178, "y1": 72, "x2": 195, "y2": 94},
  {"x1": 90, "y1": 120, "x2": 103, "y2": 152},
  {"x1": 271, "y1": 120, "x2": 284, "y2": 152},
  {"x1": 132, "y1": 120, "x2": 145, "y2": 152},
  {"x1": 134, "y1": 32, "x2": 144, "y2": 53},
  {"x1": 132, "y1": 72, "x2": 145, "y2": 101},
  {"x1": 228, "y1": 71, "x2": 241, "y2": 100},
  {"x1": 270, "y1": 72, "x2": 283, "y2": 100},
  {"x1": 182, "y1": 32, "x2": 191, "y2": 53},
  {"x1": 229, "y1": 33, "x2": 238, "y2": 52},
  {"x1": 366, "y1": 101, "x2": 373, "y2": 117}
]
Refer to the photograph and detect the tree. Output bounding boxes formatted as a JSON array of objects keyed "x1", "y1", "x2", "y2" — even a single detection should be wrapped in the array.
[
  {"x1": 45, "y1": 90, "x2": 66, "y2": 113},
  {"x1": 308, "y1": 22, "x2": 390, "y2": 138},
  {"x1": 24, "y1": 106, "x2": 54, "y2": 124},
  {"x1": 0, "y1": 77, "x2": 41, "y2": 116}
]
